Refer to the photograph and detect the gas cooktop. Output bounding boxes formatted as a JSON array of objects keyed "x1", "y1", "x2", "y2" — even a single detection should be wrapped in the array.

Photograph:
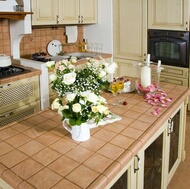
[{"x1": 0, "y1": 65, "x2": 31, "y2": 79}]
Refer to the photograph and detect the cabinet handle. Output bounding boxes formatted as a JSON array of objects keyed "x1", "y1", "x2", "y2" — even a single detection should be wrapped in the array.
[
  {"x1": 134, "y1": 155, "x2": 141, "y2": 173},
  {"x1": 144, "y1": 53, "x2": 146, "y2": 61},
  {"x1": 168, "y1": 118, "x2": 174, "y2": 135},
  {"x1": 56, "y1": 15, "x2": 59, "y2": 24},
  {"x1": 81, "y1": 15, "x2": 83, "y2": 23},
  {"x1": 0, "y1": 112, "x2": 13, "y2": 118},
  {"x1": 186, "y1": 21, "x2": 188, "y2": 31},
  {"x1": 0, "y1": 83, "x2": 11, "y2": 89},
  {"x1": 78, "y1": 15, "x2": 81, "y2": 23}
]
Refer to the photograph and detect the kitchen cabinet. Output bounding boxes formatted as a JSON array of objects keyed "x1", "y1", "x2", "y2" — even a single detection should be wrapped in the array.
[
  {"x1": 106, "y1": 102, "x2": 187, "y2": 189},
  {"x1": 113, "y1": 0, "x2": 147, "y2": 78},
  {"x1": 31, "y1": 0, "x2": 97, "y2": 25},
  {"x1": 148, "y1": 0, "x2": 190, "y2": 31},
  {"x1": 0, "y1": 76, "x2": 40, "y2": 126}
]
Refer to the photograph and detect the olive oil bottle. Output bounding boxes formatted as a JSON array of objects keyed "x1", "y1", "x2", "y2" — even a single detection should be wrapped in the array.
[{"x1": 82, "y1": 39, "x2": 87, "y2": 52}]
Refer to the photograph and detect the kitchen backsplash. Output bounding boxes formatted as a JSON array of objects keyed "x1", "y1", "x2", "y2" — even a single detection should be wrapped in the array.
[{"x1": 0, "y1": 19, "x2": 84, "y2": 57}]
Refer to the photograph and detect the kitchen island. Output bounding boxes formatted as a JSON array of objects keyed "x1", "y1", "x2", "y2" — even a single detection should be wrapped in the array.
[{"x1": 0, "y1": 83, "x2": 189, "y2": 189}]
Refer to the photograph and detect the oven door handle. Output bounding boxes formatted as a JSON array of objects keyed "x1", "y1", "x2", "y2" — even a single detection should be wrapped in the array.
[
  {"x1": 0, "y1": 83, "x2": 11, "y2": 89},
  {"x1": 0, "y1": 112, "x2": 13, "y2": 118}
]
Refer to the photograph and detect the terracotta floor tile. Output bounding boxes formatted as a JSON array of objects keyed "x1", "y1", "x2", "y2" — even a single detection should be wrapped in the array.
[
  {"x1": 110, "y1": 134, "x2": 135, "y2": 149},
  {"x1": 66, "y1": 165, "x2": 99, "y2": 188},
  {"x1": 97, "y1": 143, "x2": 125, "y2": 160},
  {"x1": 51, "y1": 178, "x2": 81, "y2": 189},
  {"x1": 0, "y1": 142, "x2": 14, "y2": 156},
  {"x1": 11, "y1": 158, "x2": 43, "y2": 180},
  {"x1": 49, "y1": 138, "x2": 77, "y2": 154},
  {"x1": 83, "y1": 153, "x2": 113, "y2": 173},
  {"x1": 18, "y1": 140, "x2": 45, "y2": 156},
  {"x1": 32, "y1": 147, "x2": 61, "y2": 166},
  {"x1": 50, "y1": 125, "x2": 69, "y2": 137},
  {"x1": 5, "y1": 133, "x2": 31, "y2": 148},
  {"x1": 35, "y1": 132, "x2": 60, "y2": 146},
  {"x1": 48, "y1": 156, "x2": 79, "y2": 177},
  {"x1": 0, "y1": 149, "x2": 27, "y2": 168},
  {"x1": 121, "y1": 126, "x2": 143, "y2": 140},
  {"x1": 27, "y1": 168, "x2": 62, "y2": 189},
  {"x1": 0, "y1": 128, "x2": 19, "y2": 140},
  {"x1": 65, "y1": 145, "x2": 93, "y2": 163},
  {"x1": 93, "y1": 129, "x2": 116, "y2": 142}
]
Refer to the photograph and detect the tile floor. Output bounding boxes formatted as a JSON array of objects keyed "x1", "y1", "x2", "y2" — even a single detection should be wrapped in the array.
[{"x1": 167, "y1": 112, "x2": 190, "y2": 189}]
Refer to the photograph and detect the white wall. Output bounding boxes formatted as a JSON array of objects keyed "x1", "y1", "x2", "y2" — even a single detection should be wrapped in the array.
[{"x1": 84, "y1": 0, "x2": 113, "y2": 54}]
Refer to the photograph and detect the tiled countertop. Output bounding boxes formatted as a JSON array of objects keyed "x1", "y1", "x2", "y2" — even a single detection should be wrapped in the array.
[
  {"x1": 0, "y1": 83, "x2": 190, "y2": 189},
  {"x1": 0, "y1": 65, "x2": 41, "y2": 85}
]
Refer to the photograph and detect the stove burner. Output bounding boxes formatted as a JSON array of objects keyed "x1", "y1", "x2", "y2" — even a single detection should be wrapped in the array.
[
  {"x1": 0, "y1": 65, "x2": 31, "y2": 79},
  {"x1": 32, "y1": 52, "x2": 52, "y2": 62}
]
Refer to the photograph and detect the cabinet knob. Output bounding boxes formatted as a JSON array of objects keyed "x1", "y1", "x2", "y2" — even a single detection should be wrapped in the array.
[
  {"x1": 81, "y1": 15, "x2": 83, "y2": 23},
  {"x1": 78, "y1": 15, "x2": 81, "y2": 23}
]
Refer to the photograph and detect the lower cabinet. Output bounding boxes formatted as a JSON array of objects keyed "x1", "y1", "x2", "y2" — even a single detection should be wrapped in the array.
[{"x1": 107, "y1": 102, "x2": 186, "y2": 189}]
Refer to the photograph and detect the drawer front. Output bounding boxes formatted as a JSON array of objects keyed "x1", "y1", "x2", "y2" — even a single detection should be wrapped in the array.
[
  {"x1": 161, "y1": 65, "x2": 189, "y2": 78},
  {"x1": 0, "y1": 101, "x2": 40, "y2": 127},
  {"x1": 0, "y1": 76, "x2": 40, "y2": 113},
  {"x1": 160, "y1": 76, "x2": 188, "y2": 87}
]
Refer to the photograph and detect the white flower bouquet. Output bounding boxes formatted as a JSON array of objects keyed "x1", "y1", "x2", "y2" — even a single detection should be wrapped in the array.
[{"x1": 47, "y1": 57, "x2": 117, "y2": 126}]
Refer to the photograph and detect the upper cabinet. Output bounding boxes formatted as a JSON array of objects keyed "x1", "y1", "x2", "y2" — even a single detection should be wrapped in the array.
[
  {"x1": 148, "y1": 0, "x2": 189, "y2": 31},
  {"x1": 113, "y1": 0, "x2": 147, "y2": 77},
  {"x1": 31, "y1": 0, "x2": 97, "y2": 26}
]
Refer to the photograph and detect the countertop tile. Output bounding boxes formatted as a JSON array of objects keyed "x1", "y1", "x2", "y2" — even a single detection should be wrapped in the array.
[
  {"x1": 48, "y1": 156, "x2": 79, "y2": 177},
  {"x1": 51, "y1": 178, "x2": 81, "y2": 189},
  {"x1": 27, "y1": 167, "x2": 62, "y2": 189},
  {"x1": 66, "y1": 165, "x2": 99, "y2": 189}
]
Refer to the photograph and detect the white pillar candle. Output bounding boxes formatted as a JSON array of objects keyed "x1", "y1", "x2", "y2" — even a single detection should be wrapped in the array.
[
  {"x1": 141, "y1": 65, "x2": 151, "y2": 88},
  {"x1": 158, "y1": 60, "x2": 161, "y2": 67},
  {"x1": 147, "y1": 54, "x2": 150, "y2": 65}
]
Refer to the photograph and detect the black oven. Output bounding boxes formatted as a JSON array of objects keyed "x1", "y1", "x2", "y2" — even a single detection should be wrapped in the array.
[{"x1": 148, "y1": 29, "x2": 189, "y2": 68}]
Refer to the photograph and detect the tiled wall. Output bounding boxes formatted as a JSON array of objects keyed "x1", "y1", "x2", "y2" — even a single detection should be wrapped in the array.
[
  {"x1": 0, "y1": 19, "x2": 11, "y2": 56},
  {"x1": 0, "y1": 19, "x2": 83, "y2": 57}
]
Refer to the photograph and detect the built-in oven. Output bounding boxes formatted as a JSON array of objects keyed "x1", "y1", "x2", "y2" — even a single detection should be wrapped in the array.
[{"x1": 148, "y1": 29, "x2": 189, "y2": 68}]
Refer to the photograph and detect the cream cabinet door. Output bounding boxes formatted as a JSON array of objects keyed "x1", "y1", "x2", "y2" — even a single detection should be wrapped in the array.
[
  {"x1": 79, "y1": 0, "x2": 97, "y2": 24},
  {"x1": 148, "y1": 0, "x2": 189, "y2": 31},
  {"x1": 31, "y1": 0, "x2": 59, "y2": 25},
  {"x1": 59, "y1": 0, "x2": 79, "y2": 24},
  {"x1": 113, "y1": 0, "x2": 147, "y2": 77}
]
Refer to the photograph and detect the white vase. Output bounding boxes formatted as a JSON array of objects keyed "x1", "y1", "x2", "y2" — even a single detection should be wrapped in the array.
[{"x1": 62, "y1": 120, "x2": 90, "y2": 142}]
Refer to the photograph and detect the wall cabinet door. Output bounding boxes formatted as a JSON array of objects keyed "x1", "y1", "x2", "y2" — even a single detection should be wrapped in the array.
[
  {"x1": 148, "y1": 0, "x2": 189, "y2": 31},
  {"x1": 113, "y1": 0, "x2": 147, "y2": 78},
  {"x1": 31, "y1": 0, "x2": 59, "y2": 25},
  {"x1": 79, "y1": 0, "x2": 97, "y2": 24},
  {"x1": 32, "y1": 0, "x2": 97, "y2": 25}
]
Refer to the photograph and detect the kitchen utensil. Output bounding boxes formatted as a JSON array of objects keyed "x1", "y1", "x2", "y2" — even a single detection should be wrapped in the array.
[
  {"x1": 0, "y1": 54, "x2": 11, "y2": 67},
  {"x1": 47, "y1": 40, "x2": 62, "y2": 56}
]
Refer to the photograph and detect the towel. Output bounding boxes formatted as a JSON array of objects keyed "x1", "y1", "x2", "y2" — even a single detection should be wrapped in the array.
[{"x1": 65, "y1": 26, "x2": 78, "y2": 43}]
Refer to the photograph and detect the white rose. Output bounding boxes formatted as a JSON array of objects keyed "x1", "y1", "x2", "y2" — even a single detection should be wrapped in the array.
[
  {"x1": 68, "y1": 64, "x2": 75, "y2": 70},
  {"x1": 105, "y1": 62, "x2": 118, "y2": 74},
  {"x1": 99, "y1": 70, "x2": 107, "y2": 78},
  {"x1": 87, "y1": 92, "x2": 98, "y2": 104},
  {"x1": 70, "y1": 57, "x2": 77, "y2": 64},
  {"x1": 63, "y1": 72, "x2": 76, "y2": 85},
  {"x1": 97, "y1": 105, "x2": 107, "y2": 114},
  {"x1": 92, "y1": 106, "x2": 98, "y2": 113},
  {"x1": 49, "y1": 73, "x2": 57, "y2": 82},
  {"x1": 98, "y1": 96, "x2": 107, "y2": 104},
  {"x1": 66, "y1": 93, "x2": 76, "y2": 102},
  {"x1": 46, "y1": 61, "x2": 55, "y2": 68},
  {"x1": 51, "y1": 98, "x2": 61, "y2": 110},
  {"x1": 72, "y1": 103, "x2": 81, "y2": 113}
]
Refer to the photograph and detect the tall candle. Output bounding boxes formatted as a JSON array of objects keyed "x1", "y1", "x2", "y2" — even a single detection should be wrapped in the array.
[{"x1": 141, "y1": 65, "x2": 151, "y2": 88}]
